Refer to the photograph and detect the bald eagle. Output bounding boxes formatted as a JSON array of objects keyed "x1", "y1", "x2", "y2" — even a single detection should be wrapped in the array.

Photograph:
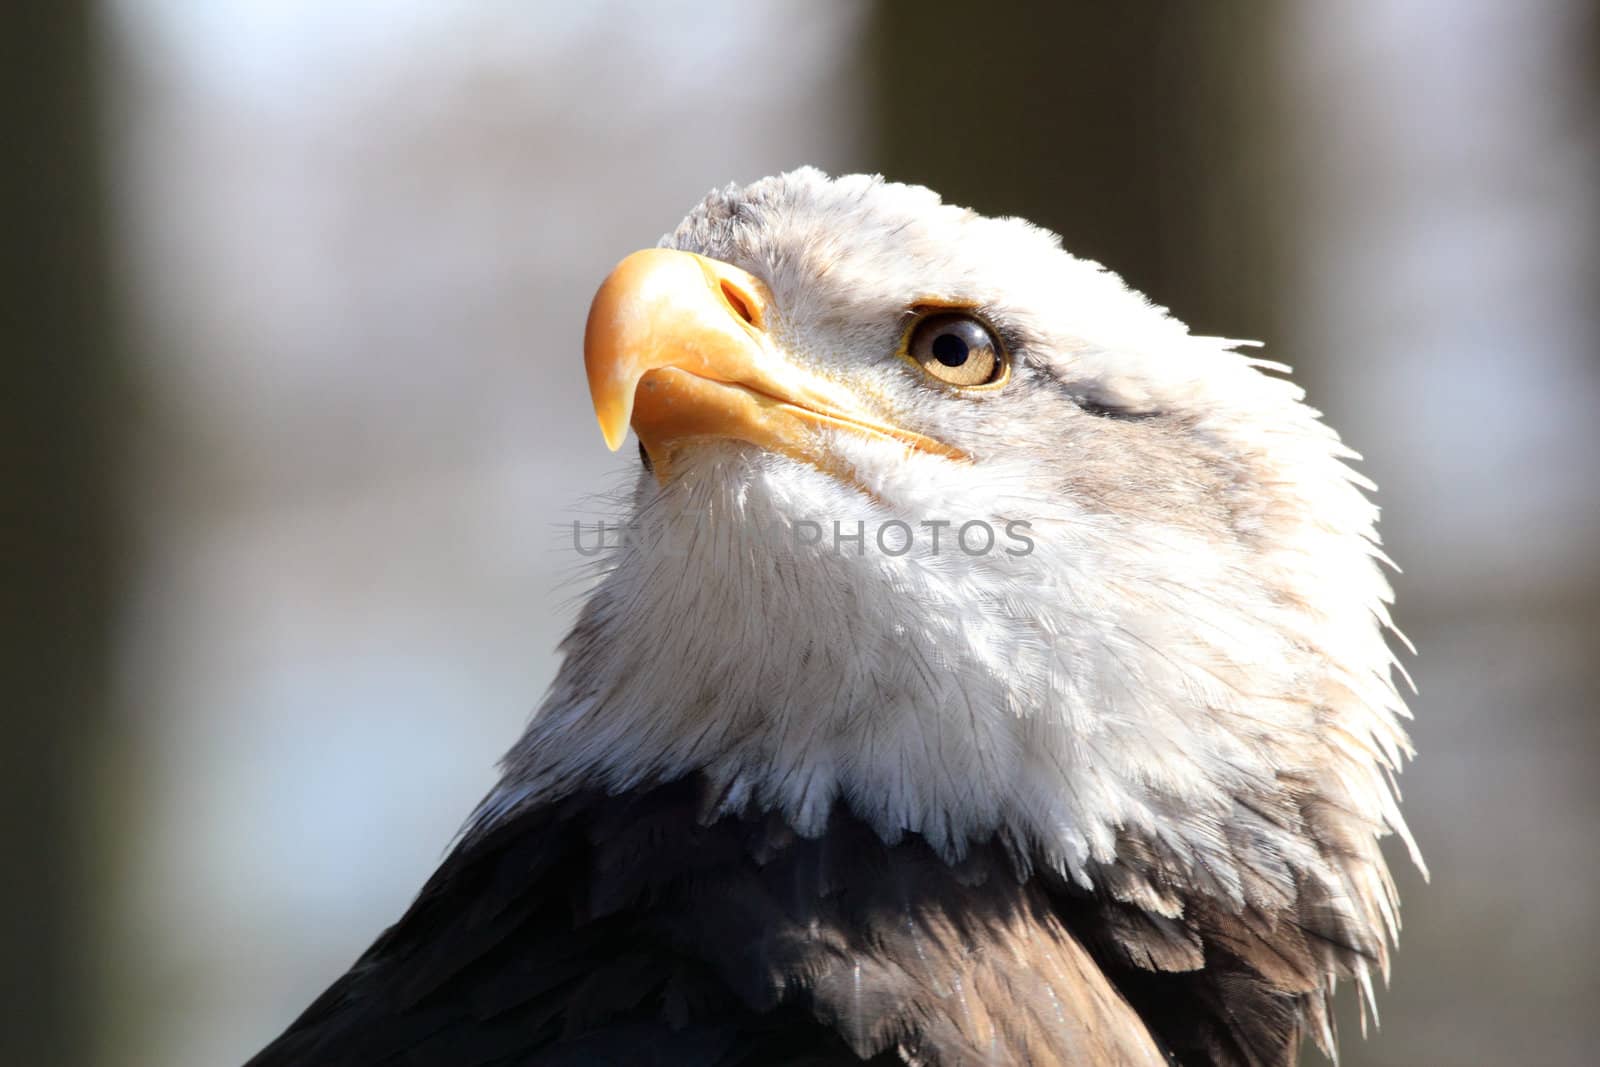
[{"x1": 248, "y1": 170, "x2": 1420, "y2": 1066}]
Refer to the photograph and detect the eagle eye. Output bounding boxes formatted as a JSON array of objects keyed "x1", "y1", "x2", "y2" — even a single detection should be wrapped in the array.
[{"x1": 905, "y1": 311, "x2": 1007, "y2": 388}]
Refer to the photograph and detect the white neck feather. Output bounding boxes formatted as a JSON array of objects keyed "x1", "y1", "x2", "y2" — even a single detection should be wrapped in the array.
[{"x1": 482, "y1": 430, "x2": 1416, "y2": 917}]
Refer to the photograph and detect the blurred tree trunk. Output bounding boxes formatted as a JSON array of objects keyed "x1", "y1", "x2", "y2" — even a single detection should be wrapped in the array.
[
  {"x1": 867, "y1": 3, "x2": 1289, "y2": 344},
  {"x1": 0, "y1": 2, "x2": 115, "y2": 1065}
]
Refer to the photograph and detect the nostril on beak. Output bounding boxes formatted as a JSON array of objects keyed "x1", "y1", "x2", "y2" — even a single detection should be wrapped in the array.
[{"x1": 720, "y1": 279, "x2": 759, "y2": 328}]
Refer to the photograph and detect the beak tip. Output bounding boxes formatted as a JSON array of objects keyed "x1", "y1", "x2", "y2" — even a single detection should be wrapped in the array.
[
  {"x1": 594, "y1": 404, "x2": 629, "y2": 451},
  {"x1": 586, "y1": 363, "x2": 636, "y2": 453}
]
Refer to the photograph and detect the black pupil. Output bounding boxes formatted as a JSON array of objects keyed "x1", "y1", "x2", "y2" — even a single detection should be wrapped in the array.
[{"x1": 931, "y1": 331, "x2": 970, "y2": 367}]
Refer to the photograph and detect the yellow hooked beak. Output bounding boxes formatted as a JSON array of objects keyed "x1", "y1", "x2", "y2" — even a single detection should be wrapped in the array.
[{"x1": 583, "y1": 248, "x2": 962, "y2": 482}]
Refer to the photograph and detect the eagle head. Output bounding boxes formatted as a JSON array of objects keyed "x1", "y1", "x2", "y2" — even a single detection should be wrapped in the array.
[{"x1": 489, "y1": 168, "x2": 1418, "y2": 1054}]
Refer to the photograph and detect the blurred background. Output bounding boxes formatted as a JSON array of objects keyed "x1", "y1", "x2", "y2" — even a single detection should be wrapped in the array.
[{"x1": 7, "y1": 2, "x2": 1597, "y2": 1065}]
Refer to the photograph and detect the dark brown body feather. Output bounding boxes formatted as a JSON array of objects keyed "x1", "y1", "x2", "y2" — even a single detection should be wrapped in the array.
[{"x1": 248, "y1": 776, "x2": 1351, "y2": 1066}]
